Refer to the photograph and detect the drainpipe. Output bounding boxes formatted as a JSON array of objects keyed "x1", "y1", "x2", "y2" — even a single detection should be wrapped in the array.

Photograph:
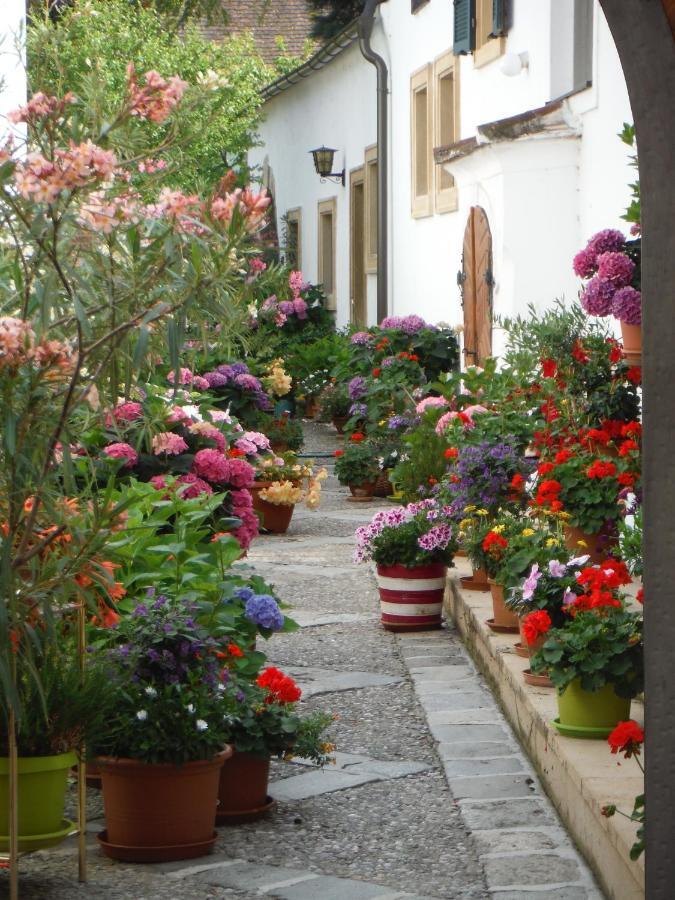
[{"x1": 358, "y1": 0, "x2": 389, "y2": 323}]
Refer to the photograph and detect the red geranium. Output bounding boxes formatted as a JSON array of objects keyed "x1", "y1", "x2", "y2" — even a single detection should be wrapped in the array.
[
  {"x1": 540, "y1": 400, "x2": 560, "y2": 422},
  {"x1": 626, "y1": 367, "x2": 641, "y2": 385},
  {"x1": 617, "y1": 471, "x2": 636, "y2": 487},
  {"x1": 372, "y1": 368, "x2": 381, "y2": 378},
  {"x1": 608, "y1": 720, "x2": 644, "y2": 758},
  {"x1": 409, "y1": 353, "x2": 419, "y2": 362},
  {"x1": 554, "y1": 449, "x2": 573, "y2": 464},
  {"x1": 350, "y1": 432, "x2": 365, "y2": 442},
  {"x1": 334, "y1": 449, "x2": 344, "y2": 457},
  {"x1": 537, "y1": 461, "x2": 555, "y2": 476},
  {"x1": 636, "y1": 588, "x2": 644, "y2": 605},
  {"x1": 256, "y1": 666, "x2": 302, "y2": 704},
  {"x1": 608, "y1": 341, "x2": 623, "y2": 363},
  {"x1": 572, "y1": 340, "x2": 590, "y2": 364},
  {"x1": 621, "y1": 421, "x2": 642, "y2": 439},
  {"x1": 619, "y1": 439, "x2": 639, "y2": 457},
  {"x1": 521, "y1": 610, "x2": 552, "y2": 645},
  {"x1": 444, "y1": 447, "x2": 458, "y2": 460},
  {"x1": 535, "y1": 479, "x2": 561, "y2": 507},
  {"x1": 482, "y1": 531, "x2": 508, "y2": 555},
  {"x1": 587, "y1": 460, "x2": 617, "y2": 479},
  {"x1": 510, "y1": 473, "x2": 525, "y2": 490}
]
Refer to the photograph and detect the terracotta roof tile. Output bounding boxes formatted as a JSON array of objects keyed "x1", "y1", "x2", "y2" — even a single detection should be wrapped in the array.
[{"x1": 201, "y1": 0, "x2": 315, "y2": 63}]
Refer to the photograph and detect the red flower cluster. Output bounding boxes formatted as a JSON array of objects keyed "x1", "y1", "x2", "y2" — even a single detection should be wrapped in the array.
[
  {"x1": 540, "y1": 400, "x2": 560, "y2": 422},
  {"x1": 444, "y1": 447, "x2": 458, "y2": 460},
  {"x1": 482, "y1": 531, "x2": 508, "y2": 555},
  {"x1": 334, "y1": 449, "x2": 344, "y2": 457},
  {"x1": 227, "y1": 448, "x2": 246, "y2": 458},
  {"x1": 580, "y1": 427, "x2": 611, "y2": 449},
  {"x1": 571, "y1": 340, "x2": 590, "y2": 364},
  {"x1": 586, "y1": 460, "x2": 617, "y2": 479},
  {"x1": 636, "y1": 588, "x2": 644, "y2": 605},
  {"x1": 535, "y1": 479, "x2": 562, "y2": 510},
  {"x1": 372, "y1": 368, "x2": 381, "y2": 378},
  {"x1": 608, "y1": 720, "x2": 644, "y2": 758},
  {"x1": 350, "y1": 432, "x2": 365, "y2": 442},
  {"x1": 375, "y1": 337, "x2": 390, "y2": 351},
  {"x1": 571, "y1": 559, "x2": 631, "y2": 613},
  {"x1": 626, "y1": 367, "x2": 641, "y2": 385},
  {"x1": 510, "y1": 473, "x2": 525, "y2": 490},
  {"x1": 537, "y1": 461, "x2": 555, "y2": 476},
  {"x1": 256, "y1": 666, "x2": 302, "y2": 704},
  {"x1": 608, "y1": 341, "x2": 623, "y2": 364},
  {"x1": 554, "y1": 449, "x2": 573, "y2": 464},
  {"x1": 521, "y1": 610, "x2": 552, "y2": 645},
  {"x1": 397, "y1": 351, "x2": 420, "y2": 362},
  {"x1": 619, "y1": 439, "x2": 639, "y2": 457},
  {"x1": 540, "y1": 358, "x2": 557, "y2": 378}
]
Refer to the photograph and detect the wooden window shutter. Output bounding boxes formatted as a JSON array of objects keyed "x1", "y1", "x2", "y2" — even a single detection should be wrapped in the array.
[
  {"x1": 490, "y1": 0, "x2": 508, "y2": 37},
  {"x1": 453, "y1": 0, "x2": 475, "y2": 55}
]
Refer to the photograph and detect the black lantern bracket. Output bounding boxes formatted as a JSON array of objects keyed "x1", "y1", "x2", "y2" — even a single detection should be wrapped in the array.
[{"x1": 309, "y1": 146, "x2": 345, "y2": 186}]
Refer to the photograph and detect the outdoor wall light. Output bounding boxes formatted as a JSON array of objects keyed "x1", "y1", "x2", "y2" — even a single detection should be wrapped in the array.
[
  {"x1": 309, "y1": 146, "x2": 345, "y2": 186},
  {"x1": 500, "y1": 51, "x2": 529, "y2": 77}
]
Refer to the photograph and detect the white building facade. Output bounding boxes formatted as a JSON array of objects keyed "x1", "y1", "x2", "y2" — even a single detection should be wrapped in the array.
[
  {"x1": 249, "y1": 0, "x2": 634, "y2": 360},
  {"x1": 0, "y1": 0, "x2": 27, "y2": 142}
]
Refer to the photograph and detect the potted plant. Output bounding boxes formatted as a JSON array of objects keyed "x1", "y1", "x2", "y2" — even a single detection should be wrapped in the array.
[
  {"x1": 218, "y1": 668, "x2": 334, "y2": 823},
  {"x1": 531, "y1": 560, "x2": 643, "y2": 738},
  {"x1": 297, "y1": 370, "x2": 331, "y2": 418},
  {"x1": 334, "y1": 439, "x2": 380, "y2": 499},
  {"x1": 254, "y1": 412, "x2": 303, "y2": 453},
  {"x1": 0, "y1": 640, "x2": 111, "y2": 852},
  {"x1": 318, "y1": 383, "x2": 352, "y2": 433},
  {"x1": 252, "y1": 456, "x2": 326, "y2": 532},
  {"x1": 93, "y1": 595, "x2": 233, "y2": 862},
  {"x1": 355, "y1": 500, "x2": 457, "y2": 630}
]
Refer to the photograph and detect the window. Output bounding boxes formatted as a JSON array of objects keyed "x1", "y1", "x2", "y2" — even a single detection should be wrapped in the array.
[
  {"x1": 434, "y1": 51, "x2": 460, "y2": 213},
  {"x1": 411, "y1": 65, "x2": 432, "y2": 218},
  {"x1": 364, "y1": 145, "x2": 378, "y2": 272},
  {"x1": 285, "y1": 208, "x2": 301, "y2": 270},
  {"x1": 572, "y1": 0, "x2": 594, "y2": 91},
  {"x1": 318, "y1": 198, "x2": 337, "y2": 311},
  {"x1": 475, "y1": 0, "x2": 506, "y2": 67},
  {"x1": 350, "y1": 168, "x2": 367, "y2": 327}
]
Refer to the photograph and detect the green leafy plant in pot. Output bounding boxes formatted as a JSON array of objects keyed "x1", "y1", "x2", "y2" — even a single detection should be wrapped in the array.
[{"x1": 334, "y1": 439, "x2": 381, "y2": 497}]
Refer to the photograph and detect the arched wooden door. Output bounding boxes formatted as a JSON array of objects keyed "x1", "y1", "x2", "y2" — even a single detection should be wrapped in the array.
[{"x1": 461, "y1": 206, "x2": 493, "y2": 366}]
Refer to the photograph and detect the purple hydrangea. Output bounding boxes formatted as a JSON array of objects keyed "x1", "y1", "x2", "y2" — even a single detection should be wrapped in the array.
[
  {"x1": 229, "y1": 363, "x2": 249, "y2": 376},
  {"x1": 380, "y1": 316, "x2": 403, "y2": 329},
  {"x1": 588, "y1": 229, "x2": 626, "y2": 258},
  {"x1": 400, "y1": 314, "x2": 432, "y2": 334},
  {"x1": 278, "y1": 300, "x2": 295, "y2": 315},
  {"x1": 580, "y1": 275, "x2": 616, "y2": 317},
  {"x1": 217, "y1": 364, "x2": 235, "y2": 378},
  {"x1": 244, "y1": 594, "x2": 284, "y2": 631},
  {"x1": 611, "y1": 285, "x2": 642, "y2": 325},
  {"x1": 387, "y1": 415, "x2": 410, "y2": 430},
  {"x1": 234, "y1": 586, "x2": 255, "y2": 602},
  {"x1": 203, "y1": 370, "x2": 230, "y2": 388},
  {"x1": 234, "y1": 373, "x2": 262, "y2": 391},
  {"x1": 350, "y1": 331, "x2": 372, "y2": 345},
  {"x1": 596, "y1": 251, "x2": 635, "y2": 287},
  {"x1": 348, "y1": 376, "x2": 367, "y2": 400}
]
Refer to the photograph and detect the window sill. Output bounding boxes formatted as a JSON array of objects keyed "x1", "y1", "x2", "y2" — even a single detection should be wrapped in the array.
[{"x1": 473, "y1": 37, "x2": 506, "y2": 69}]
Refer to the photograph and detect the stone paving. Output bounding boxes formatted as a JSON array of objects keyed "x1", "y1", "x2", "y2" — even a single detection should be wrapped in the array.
[{"x1": 4, "y1": 422, "x2": 603, "y2": 899}]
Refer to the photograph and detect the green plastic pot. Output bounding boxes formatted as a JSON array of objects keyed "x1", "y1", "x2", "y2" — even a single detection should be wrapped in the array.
[
  {"x1": 555, "y1": 680, "x2": 631, "y2": 739},
  {"x1": 0, "y1": 750, "x2": 77, "y2": 843}
]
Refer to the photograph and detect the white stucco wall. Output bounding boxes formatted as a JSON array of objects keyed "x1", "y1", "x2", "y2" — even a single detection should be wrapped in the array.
[
  {"x1": 249, "y1": 0, "x2": 636, "y2": 348},
  {"x1": 0, "y1": 0, "x2": 27, "y2": 143}
]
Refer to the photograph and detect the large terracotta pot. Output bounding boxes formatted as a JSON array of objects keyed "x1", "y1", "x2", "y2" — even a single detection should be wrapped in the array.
[
  {"x1": 620, "y1": 321, "x2": 641, "y2": 367},
  {"x1": 564, "y1": 525, "x2": 617, "y2": 564},
  {"x1": 216, "y1": 751, "x2": 274, "y2": 825},
  {"x1": 269, "y1": 440, "x2": 289, "y2": 454},
  {"x1": 96, "y1": 749, "x2": 230, "y2": 862},
  {"x1": 376, "y1": 562, "x2": 447, "y2": 631},
  {"x1": 554, "y1": 680, "x2": 631, "y2": 739},
  {"x1": 487, "y1": 579, "x2": 519, "y2": 633},
  {"x1": 251, "y1": 483, "x2": 295, "y2": 534}
]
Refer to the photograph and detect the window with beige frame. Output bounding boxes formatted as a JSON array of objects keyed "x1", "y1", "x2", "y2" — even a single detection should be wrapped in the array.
[
  {"x1": 411, "y1": 64, "x2": 432, "y2": 218},
  {"x1": 364, "y1": 145, "x2": 378, "y2": 272},
  {"x1": 474, "y1": 0, "x2": 506, "y2": 68},
  {"x1": 286, "y1": 207, "x2": 302, "y2": 270},
  {"x1": 434, "y1": 51, "x2": 460, "y2": 214},
  {"x1": 318, "y1": 198, "x2": 337, "y2": 311}
]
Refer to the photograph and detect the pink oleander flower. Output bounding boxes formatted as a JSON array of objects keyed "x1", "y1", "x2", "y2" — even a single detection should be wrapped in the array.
[
  {"x1": 176, "y1": 473, "x2": 213, "y2": 498},
  {"x1": 250, "y1": 257, "x2": 267, "y2": 274},
  {"x1": 145, "y1": 188, "x2": 204, "y2": 233},
  {"x1": 8, "y1": 91, "x2": 76, "y2": 125},
  {"x1": 127, "y1": 64, "x2": 187, "y2": 124},
  {"x1": 113, "y1": 401, "x2": 143, "y2": 423},
  {"x1": 415, "y1": 396, "x2": 450, "y2": 414},
  {"x1": 78, "y1": 190, "x2": 141, "y2": 233},
  {"x1": 0, "y1": 317, "x2": 36, "y2": 368},
  {"x1": 152, "y1": 432, "x2": 188, "y2": 456},
  {"x1": 210, "y1": 187, "x2": 271, "y2": 233},
  {"x1": 596, "y1": 251, "x2": 635, "y2": 287},
  {"x1": 192, "y1": 448, "x2": 230, "y2": 482},
  {"x1": 14, "y1": 141, "x2": 117, "y2": 204},
  {"x1": 103, "y1": 442, "x2": 138, "y2": 468}
]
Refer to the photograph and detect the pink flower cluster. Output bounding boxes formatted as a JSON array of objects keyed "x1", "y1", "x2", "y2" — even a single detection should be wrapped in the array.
[
  {"x1": 112, "y1": 401, "x2": 143, "y2": 423},
  {"x1": 126, "y1": 65, "x2": 188, "y2": 124},
  {"x1": 189, "y1": 421, "x2": 226, "y2": 452},
  {"x1": 167, "y1": 367, "x2": 209, "y2": 390},
  {"x1": 191, "y1": 449, "x2": 255, "y2": 488},
  {"x1": 435, "y1": 404, "x2": 488, "y2": 435},
  {"x1": 235, "y1": 431, "x2": 270, "y2": 455},
  {"x1": 145, "y1": 188, "x2": 205, "y2": 234},
  {"x1": 574, "y1": 229, "x2": 641, "y2": 324},
  {"x1": 103, "y1": 442, "x2": 138, "y2": 468},
  {"x1": 152, "y1": 432, "x2": 188, "y2": 456},
  {"x1": 211, "y1": 188, "x2": 271, "y2": 234},
  {"x1": 8, "y1": 91, "x2": 76, "y2": 125},
  {"x1": 14, "y1": 141, "x2": 117, "y2": 204},
  {"x1": 418, "y1": 524, "x2": 452, "y2": 552},
  {"x1": 78, "y1": 190, "x2": 141, "y2": 234},
  {"x1": 230, "y1": 488, "x2": 259, "y2": 549},
  {"x1": 0, "y1": 317, "x2": 73, "y2": 372},
  {"x1": 415, "y1": 396, "x2": 450, "y2": 415}
]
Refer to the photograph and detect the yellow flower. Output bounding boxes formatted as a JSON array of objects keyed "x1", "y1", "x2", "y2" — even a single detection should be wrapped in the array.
[
  {"x1": 545, "y1": 538, "x2": 559, "y2": 548},
  {"x1": 576, "y1": 539, "x2": 588, "y2": 548},
  {"x1": 476, "y1": 509, "x2": 489, "y2": 517},
  {"x1": 464, "y1": 505, "x2": 477, "y2": 513},
  {"x1": 558, "y1": 511, "x2": 572, "y2": 521},
  {"x1": 378, "y1": 419, "x2": 386, "y2": 426},
  {"x1": 458, "y1": 518, "x2": 474, "y2": 530},
  {"x1": 521, "y1": 528, "x2": 535, "y2": 537},
  {"x1": 492, "y1": 524, "x2": 506, "y2": 534}
]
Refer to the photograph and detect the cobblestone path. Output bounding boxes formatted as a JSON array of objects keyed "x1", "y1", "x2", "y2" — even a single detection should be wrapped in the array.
[{"x1": 5, "y1": 423, "x2": 602, "y2": 900}]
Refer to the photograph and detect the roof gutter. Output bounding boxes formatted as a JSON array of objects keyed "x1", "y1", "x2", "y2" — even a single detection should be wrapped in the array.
[{"x1": 358, "y1": 0, "x2": 389, "y2": 323}]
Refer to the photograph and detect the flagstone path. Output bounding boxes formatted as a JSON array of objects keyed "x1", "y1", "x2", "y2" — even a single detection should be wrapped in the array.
[{"x1": 4, "y1": 422, "x2": 603, "y2": 900}]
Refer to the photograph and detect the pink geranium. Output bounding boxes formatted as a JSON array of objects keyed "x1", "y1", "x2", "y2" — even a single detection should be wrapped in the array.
[
  {"x1": 152, "y1": 432, "x2": 188, "y2": 456},
  {"x1": 103, "y1": 442, "x2": 138, "y2": 468}
]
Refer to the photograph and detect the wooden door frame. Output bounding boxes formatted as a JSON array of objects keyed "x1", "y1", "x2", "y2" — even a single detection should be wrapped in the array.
[
  {"x1": 461, "y1": 205, "x2": 493, "y2": 366},
  {"x1": 349, "y1": 166, "x2": 366, "y2": 326}
]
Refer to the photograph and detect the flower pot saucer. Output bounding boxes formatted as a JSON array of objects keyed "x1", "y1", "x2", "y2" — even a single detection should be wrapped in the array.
[
  {"x1": 97, "y1": 829, "x2": 217, "y2": 862},
  {"x1": 0, "y1": 818, "x2": 76, "y2": 854},
  {"x1": 514, "y1": 641, "x2": 530, "y2": 659},
  {"x1": 485, "y1": 617, "x2": 519, "y2": 634},
  {"x1": 552, "y1": 718, "x2": 614, "y2": 740},
  {"x1": 216, "y1": 795, "x2": 276, "y2": 826},
  {"x1": 460, "y1": 575, "x2": 490, "y2": 592},
  {"x1": 523, "y1": 668, "x2": 553, "y2": 688},
  {"x1": 346, "y1": 495, "x2": 376, "y2": 503}
]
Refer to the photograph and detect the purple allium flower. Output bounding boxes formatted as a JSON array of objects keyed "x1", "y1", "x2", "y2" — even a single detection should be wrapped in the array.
[
  {"x1": 244, "y1": 594, "x2": 284, "y2": 631},
  {"x1": 348, "y1": 376, "x2": 367, "y2": 400},
  {"x1": 580, "y1": 275, "x2": 616, "y2": 317},
  {"x1": 596, "y1": 251, "x2": 635, "y2": 287},
  {"x1": 203, "y1": 370, "x2": 230, "y2": 388},
  {"x1": 611, "y1": 285, "x2": 642, "y2": 325},
  {"x1": 350, "y1": 331, "x2": 372, "y2": 345}
]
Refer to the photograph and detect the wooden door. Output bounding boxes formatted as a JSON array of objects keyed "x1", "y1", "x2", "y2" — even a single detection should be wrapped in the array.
[
  {"x1": 461, "y1": 206, "x2": 493, "y2": 365},
  {"x1": 350, "y1": 171, "x2": 367, "y2": 327}
]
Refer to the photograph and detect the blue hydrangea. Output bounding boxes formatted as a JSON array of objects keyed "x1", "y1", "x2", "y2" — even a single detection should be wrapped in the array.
[
  {"x1": 233, "y1": 586, "x2": 256, "y2": 602},
  {"x1": 244, "y1": 594, "x2": 284, "y2": 631}
]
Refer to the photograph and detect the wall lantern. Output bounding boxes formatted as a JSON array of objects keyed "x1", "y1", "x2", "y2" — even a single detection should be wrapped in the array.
[{"x1": 309, "y1": 146, "x2": 345, "y2": 185}]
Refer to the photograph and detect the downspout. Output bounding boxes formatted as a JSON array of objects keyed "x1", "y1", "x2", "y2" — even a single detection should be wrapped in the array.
[{"x1": 358, "y1": 0, "x2": 389, "y2": 323}]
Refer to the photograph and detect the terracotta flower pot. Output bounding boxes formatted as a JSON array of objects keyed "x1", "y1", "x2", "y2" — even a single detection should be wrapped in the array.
[
  {"x1": 269, "y1": 440, "x2": 289, "y2": 454},
  {"x1": 96, "y1": 749, "x2": 230, "y2": 862},
  {"x1": 460, "y1": 565, "x2": 490, "y2": 592},
  {"x1": 620, "y1": 320, "x2": 641, "y2": 367},
  {"x1": 564, "y1": 525, "x2": 617, "y2": 564},
  {"x1": 349, "y1": 481, "x2": 378, "y2": 499},
  {"x1": 304, "y1": 398, "x2": 319, "y2": 418},
  {"x1": 487, "y1": 580, "x2": 519, "y2": 633},
  {"x1": 332, "y1": 415, "x2": 349, "y2": 435},
  {"x1": 216, "y1": 751, "x2": 274, "y2": 825},
  {"x1": 376, "y1": 562, "x2": 447, "y2": 631},
  {"x1": 554, "y1": 680, "x2": 631, "y2": 739},
  {"x1": 251, "y1": 483, "x2": 295, "y2": 533}
]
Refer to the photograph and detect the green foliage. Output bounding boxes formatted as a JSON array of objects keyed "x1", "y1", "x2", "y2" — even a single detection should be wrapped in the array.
[
  {"x1": 334, "y1": 442, "x2": 380, "y2": 487},
  {"x1": 532, "y1": 607, "x2": 643, "y2": 698},
  {"x1": 363, "y1": 508, "x2": 457, "y2": 569},
  {"x1": 390, "y1": 416, "x2": 450, "y2": 501},
  {"x1": 28, "y1": 0, "x2": 271, "y2": 192},
  {"x1": 307, "y1": 0, "x2": 364, "y2": 40},
  {"x1": 255, "y1": 414, "x2": 304, "y2": 452},
  {"x1": 619, "y1": 123, "x2": 640, "y2": 226},
  {"x1": 318, "y1": 383, "x2": 351, "y2": 420},
  {"x1": 619, "y1": 509, "x2": 642, "y2": 579}
]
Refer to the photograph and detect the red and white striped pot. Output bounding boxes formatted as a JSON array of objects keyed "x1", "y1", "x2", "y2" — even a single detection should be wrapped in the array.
[{"x1": 375, "y1": 563, "x2": 447, "y2": 631}]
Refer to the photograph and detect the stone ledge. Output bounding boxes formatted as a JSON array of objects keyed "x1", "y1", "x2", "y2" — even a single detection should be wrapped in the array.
[{"x1": 444, "y1": 559, "x2": 644, "y2": 900}]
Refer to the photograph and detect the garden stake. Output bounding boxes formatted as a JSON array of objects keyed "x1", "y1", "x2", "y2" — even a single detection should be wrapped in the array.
[
  {"x1": 8, "y1": 708, "x2": 18, "y2": 900},
  {"x1": 77, "y1": 601, "x2": 87, "y2": 883}
]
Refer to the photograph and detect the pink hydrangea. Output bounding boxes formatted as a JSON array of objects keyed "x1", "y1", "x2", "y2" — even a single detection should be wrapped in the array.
[
  {"x1": 235, "y1": 438, "x2": 258, "y2": 455},
  {"x1": 572, "y1": 247, "x2": 597, "y2": 279},
  {"x1": 113, "y1": 401, "x2": 143, "y2": 423},
  {"x1": 230, "y1": 488, "x2": 253, "y2": 509},
  {"x1": 152, "y1": 432, "x2": 188, "y2": 456},
  {"x1": 103, "y1": 442, "x2": 138, "y2": 468},
  {"x1": 581, "y1": 276, "x2": 616, "y2": 316},
  {"x1": 463, "y1": 404, "x2": 489, "y2": 420},
  {"x1": 190, "y1": 422, "x2": 225, "y2": 452},
  {"x1": 150, "y1": 475, "x2": 168, "y2": 490},
  {"x1": 168, "y1": 367, "x2": 194, "y2": 385},
  {"x1": 596, "y1": 251, "x2": 635, "y2": 287},
  {"x1": 243, "y1": 431, "x2": 271, "y2": 450},
  {"x1": 293, "y1": 298, "x2": 308, "y2": 319},
  {"x1": 167, "y1": 406, "x2": 192, "y2": 424},
  {"x1": 611, "y1": 286, "x2": 642, "y2": 325},
  {"x1": 232, "y1": 506, "x2": 259, "y2": 550},
  {"x1": 209, "y1": 410, "x2": 230, "y2": 423},
  {"x1": 192, "y1": 375, "x2": 210, "y2": 390},
  {"x1": 415, "y1": 396, "x2": 450, "y2": 414},
  {"x1": 176, "y1": 473, "x2": 213, "y2": 498},
  {"x1": 192, "y1": 448, "x2": 230, "y2": 482},
  {"x1": 588, "y1": 229, "x2": 626, "y2": 257}
]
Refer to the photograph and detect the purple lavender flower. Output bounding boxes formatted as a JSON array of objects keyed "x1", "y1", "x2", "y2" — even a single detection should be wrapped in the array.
[
  {"x1": 382, "y1": 356, "x2": 396, "y2": 367},
  {"x1": 132, "y1": 604, "x2": 148, "y2": 618},
  {"x1": 611, "y1": 285, "x2": 642, "y2": 325},
  {"x1": 348, "y1": 376, "x2": 367, "y2": 400},
  {"x1": 580, "y1": 275, "x2": 615, "y2": 317},
  {"x1": 244, "y1": 594, "x2": 284, "y2": 631}
]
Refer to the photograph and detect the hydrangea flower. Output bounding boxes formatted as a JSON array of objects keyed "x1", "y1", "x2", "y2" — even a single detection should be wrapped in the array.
[
  {"x1": 244, "y1": 594, "x2": 284, "y2": 631},
  {"x1": 348, "y1": 375, "x2": 367, "y2": 400},
  {"x1": 350, "y1": 331, "x2": 372, "y2": 345},
  {"x1": 152, "y1": 432, "x2": 188, "y2": 456},
  {"x1": 596, "y1": 251, "x2": 635, "y2": 287},
  {"x1": 611, "y1": 285, "x2": 642, "y2": 325},
  {"x1": 581, "y1": 275, "x2": 616, "y2": 317},
  {"x1": 103, "y1": 442, "x2": 138, "y2": 468}
]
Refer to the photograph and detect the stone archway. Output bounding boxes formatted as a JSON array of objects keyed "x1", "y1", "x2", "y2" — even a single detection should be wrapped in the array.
[{"x1": 597, "y1": 3, "x2": 675, "y2": 896}]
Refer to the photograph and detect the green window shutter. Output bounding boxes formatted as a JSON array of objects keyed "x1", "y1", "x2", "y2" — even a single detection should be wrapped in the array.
[
  {"x1": 490, "y1": 0, "x2": 508, "y2": 37},
  {"x1": 453, "y1": 0, "x2": 475, "y2": 55}
]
